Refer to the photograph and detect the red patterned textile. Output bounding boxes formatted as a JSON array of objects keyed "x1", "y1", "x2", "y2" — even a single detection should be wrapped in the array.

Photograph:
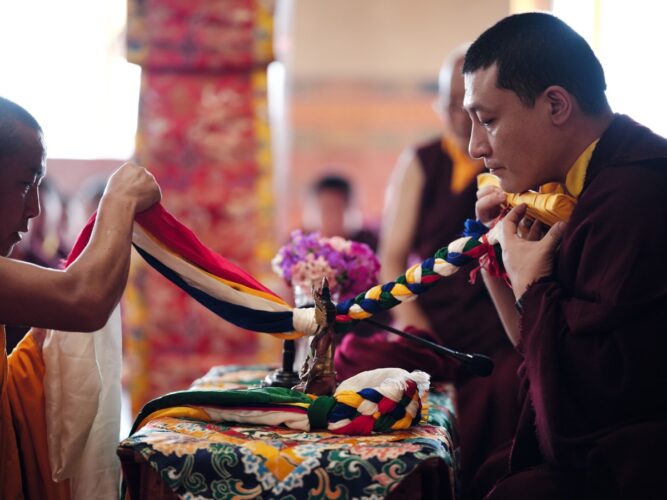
[
  {"x1": 125, "y1": 0, "x2": 278, "y2": 414},
  {"x1": 127, "y1": 0, "x2": 274, "y2": 71}
]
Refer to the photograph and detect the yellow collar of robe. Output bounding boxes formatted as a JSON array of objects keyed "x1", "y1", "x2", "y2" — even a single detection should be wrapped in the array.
[{"x1": 441, "y1": 136, "x2": 485, "y2": 194}]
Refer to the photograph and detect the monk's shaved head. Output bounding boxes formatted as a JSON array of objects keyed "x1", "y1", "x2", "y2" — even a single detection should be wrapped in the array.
[{"x1": 0, "y1": 97, "x2": 43, "y2": 162}]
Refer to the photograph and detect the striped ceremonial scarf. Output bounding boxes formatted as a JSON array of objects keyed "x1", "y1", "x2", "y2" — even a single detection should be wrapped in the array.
[{"x1": 67, "y1": 204, "x2": 305, "y2": 339}]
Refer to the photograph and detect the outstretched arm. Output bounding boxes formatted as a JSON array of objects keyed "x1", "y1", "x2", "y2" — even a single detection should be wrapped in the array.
[
  {"x1": 0, "y1": 163, "x2": 161, "y2": 332},
  {"x1": 379, "y1": 149, "x2": 432, "y2": 331}
]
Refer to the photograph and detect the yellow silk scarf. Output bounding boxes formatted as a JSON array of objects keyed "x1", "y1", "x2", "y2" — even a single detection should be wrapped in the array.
[{"x1": 477, "y1": 140, "x2": 599, "y2": 226}]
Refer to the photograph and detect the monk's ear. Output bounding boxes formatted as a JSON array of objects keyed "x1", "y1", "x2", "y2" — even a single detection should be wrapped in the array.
[{"x1": 543, "y1": 85, "x2": 573, "y2": 126}]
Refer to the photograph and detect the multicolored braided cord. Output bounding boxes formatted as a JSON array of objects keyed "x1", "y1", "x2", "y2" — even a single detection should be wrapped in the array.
[
  {"x1": 330, "y1": 219, "x2": 504, "y2": 333},
  {"x1": 311, "y1": 376, "x2": 424, "y2": 434}
]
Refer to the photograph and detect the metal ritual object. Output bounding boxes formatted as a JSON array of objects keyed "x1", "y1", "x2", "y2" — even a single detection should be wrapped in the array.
[{"x1": 293, "y1": 277, "x2": 337, "y2": 395}]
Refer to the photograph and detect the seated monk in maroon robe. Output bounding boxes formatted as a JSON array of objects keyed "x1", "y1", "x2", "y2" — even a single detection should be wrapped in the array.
[{"x1": 462, "y1": 12, "x2": 667, "y2": 500}]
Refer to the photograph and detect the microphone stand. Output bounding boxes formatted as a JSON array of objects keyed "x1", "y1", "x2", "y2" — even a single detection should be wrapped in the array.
[{"x1": 361, "y1": 318, "x2": 495, "y2": 377}]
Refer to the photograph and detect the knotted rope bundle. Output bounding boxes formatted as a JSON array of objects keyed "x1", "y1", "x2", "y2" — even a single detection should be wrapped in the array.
[{"x1": 130, "y1": 368, "x2": 429, "y2": 436}]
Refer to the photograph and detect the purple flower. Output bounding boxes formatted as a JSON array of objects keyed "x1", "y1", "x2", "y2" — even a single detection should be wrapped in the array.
[{"x1": 271, "y1": 230, "x2": 380, "y2": 301}]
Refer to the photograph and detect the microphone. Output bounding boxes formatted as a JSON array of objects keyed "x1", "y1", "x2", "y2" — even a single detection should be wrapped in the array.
[{"x1": 362, "y1": 318, "x2": 494, "y2": 377}]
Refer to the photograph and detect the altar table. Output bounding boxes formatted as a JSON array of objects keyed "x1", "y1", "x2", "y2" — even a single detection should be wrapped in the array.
[{"x1": 118, "y1": 365, "x2": 460, "y2": 499}]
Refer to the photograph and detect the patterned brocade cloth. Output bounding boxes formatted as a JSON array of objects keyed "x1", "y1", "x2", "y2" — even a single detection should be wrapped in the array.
[{"x1": 118, "y1": 366, "x2": 460, "y2": 499}]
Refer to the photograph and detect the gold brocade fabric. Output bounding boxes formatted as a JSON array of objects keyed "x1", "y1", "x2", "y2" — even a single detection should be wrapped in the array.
[
  {"x1": 477, "y1": 173, "x2": 577, "y2": 226},
  {"x1": 541, "y1": 140, "x2": 599, "y2": 199}
]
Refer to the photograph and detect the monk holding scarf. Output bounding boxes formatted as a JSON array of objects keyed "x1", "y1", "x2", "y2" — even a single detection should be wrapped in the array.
[
  {"x1": 0, "y1": 96, "x2": 161, "y2": 498},
  {"x1": 463, "y1": 12, "x2": 667, "y2": 500}
]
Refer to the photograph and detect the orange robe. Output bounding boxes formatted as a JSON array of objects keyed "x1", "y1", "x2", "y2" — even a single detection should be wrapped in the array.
[{"x1": 1, "y1": 326, "x2": 70, "y2": 499}]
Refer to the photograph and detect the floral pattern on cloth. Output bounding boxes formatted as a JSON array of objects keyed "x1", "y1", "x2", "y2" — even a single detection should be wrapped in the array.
[
  {"x1": 127, "y1": 0, "x2": 274, "y2": 71},
  {"x1": 118, "y1": 366, "x2": 459, "y2": 499}
]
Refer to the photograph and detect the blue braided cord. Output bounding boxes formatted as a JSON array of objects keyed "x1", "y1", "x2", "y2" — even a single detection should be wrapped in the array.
[
  {"x1": 328, "y1": 403, "x2": 359, "y2": 422},
  {"x1": 388, "y1": 404, "x2": 406, "y2": 420},
  {"x1": 357, "y1": 298, "x2": 385, "y2": 313},
  {"x1": 336, "y1": 298, "x2": 355, "y2": 314},
  {"x1": 420, "y1": 257, "x2": 435, "y2": 271},
  {"x1": 445, "y1": 252, "x2": 473, "y2": 267},
  {"x1": 381, "y1": 282, "x2": 397, "y2": 292},
  {"x1": 463, "y1": 218, "x2": 489, "y2": 239},
  {"x1": 406, "y1": 283, "x2": 429, "y2": 294},
  {"x1": 357, "y1": 388, "x2": 383, "y2": 403}
]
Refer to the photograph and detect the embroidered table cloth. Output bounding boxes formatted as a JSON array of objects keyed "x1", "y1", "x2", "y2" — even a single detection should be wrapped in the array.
[{"x1": 118, "y1": 365, "x2": 459, "y2": 500}]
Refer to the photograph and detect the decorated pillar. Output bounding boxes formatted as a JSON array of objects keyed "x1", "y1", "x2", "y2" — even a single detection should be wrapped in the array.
[{"x1": 124, "y1": 0, "x2": 279, "y2": 413}]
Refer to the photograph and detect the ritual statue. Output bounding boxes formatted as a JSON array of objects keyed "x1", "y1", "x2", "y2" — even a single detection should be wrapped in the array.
[{"x1": 293, "y1": 277, "x2": 337, "y2": 395}]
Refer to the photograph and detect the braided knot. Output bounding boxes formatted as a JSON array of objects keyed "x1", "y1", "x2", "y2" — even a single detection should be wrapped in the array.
[{"x1": 307, "y1": 368, "x2": 429, "y2": 435}]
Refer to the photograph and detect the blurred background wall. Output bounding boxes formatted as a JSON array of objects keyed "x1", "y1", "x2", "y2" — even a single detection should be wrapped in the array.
[{"x1": 281, "y1": 0, "x2": 511, "y2": 236}]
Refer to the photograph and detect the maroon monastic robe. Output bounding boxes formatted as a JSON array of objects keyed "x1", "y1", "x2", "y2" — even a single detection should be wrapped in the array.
[
  {"x1": 483, "y1": 115, "x2": 667, "y2": 499},
  {"x1": 336, "y1": 137, "x2": 522, "y2": 498}
]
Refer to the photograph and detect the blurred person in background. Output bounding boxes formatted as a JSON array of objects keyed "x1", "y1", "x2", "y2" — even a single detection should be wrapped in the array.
[{"x1": 302, "y1": 173, "x2": 378, "y2": 251}]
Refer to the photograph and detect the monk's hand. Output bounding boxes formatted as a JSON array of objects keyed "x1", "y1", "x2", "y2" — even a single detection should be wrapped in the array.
[
  {"x1": 516, "y1": 215, "x2": 546, "y2": 241},
  {"x1": 104, "y1": 162, "x2": 162, "y2": 214},
  {"x1": 476, "y1": 185, "x2": 507, "y2": 226},
  {"x1": 499, "y1": 204, "x2": 566, "y2": 300}
]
